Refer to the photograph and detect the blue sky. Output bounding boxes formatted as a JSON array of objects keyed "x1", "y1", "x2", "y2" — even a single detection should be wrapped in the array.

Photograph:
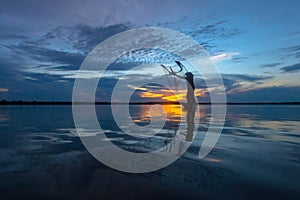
[{"x1": 0, "y1": 0, "x2": 300, "y2": 102}]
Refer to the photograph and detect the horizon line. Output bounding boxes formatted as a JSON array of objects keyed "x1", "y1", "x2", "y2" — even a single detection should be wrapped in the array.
[{"x1": 1, "y1": 100, "x2": 300, "y2": 105}]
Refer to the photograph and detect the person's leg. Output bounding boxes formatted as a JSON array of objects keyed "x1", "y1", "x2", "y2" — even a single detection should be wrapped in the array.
[{"x1": 186, "y1": 88, "x2": 196, "y2": 105}]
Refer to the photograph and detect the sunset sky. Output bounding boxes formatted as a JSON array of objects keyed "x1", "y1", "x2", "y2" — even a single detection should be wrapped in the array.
[{"x1": 0, "y1": 0, "x2": 300, "y2": 102}]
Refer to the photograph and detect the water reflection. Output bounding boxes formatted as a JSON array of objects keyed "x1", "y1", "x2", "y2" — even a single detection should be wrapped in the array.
[
  {"x1": 131, "y1": 104, "x2": 183, "y2": 123},
  {"x1": 130, "y1": 104, "x2": 201, "y2": 133},
  {"x1": 185, "y1": 104, "x2": 197, "y2": 142},
  {"x1": 0, "y1": 105, "x2": 300, "y2": 199},
  {"x1": 223, "y1": 105, "x2": 300, "y2": 145},
  {"x1": 0, "y1": 106, "x2": 9, "y2": 127},
  {"x1": 127, "y1": 104, "x2": 200, "y2": 155}
]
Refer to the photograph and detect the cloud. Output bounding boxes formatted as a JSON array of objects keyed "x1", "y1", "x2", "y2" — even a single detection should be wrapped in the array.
[
  {"x1": 260, "y1": 63, "x2": 281, "y2": 68},
  {"x1": 0, "y1": 33, "x2": 28, "y2": 40},
  {"x1": 227, "y1": 86, "x2": 300, "y2": 102},
  {"x1": 7, "y1": 43, "x2": 85, "y2": 69},
  {"x1": 0, "y1": 88, "x2": 9, "y2": 93},
  {"x1": 2, "y1": 23, "x2": 133, "y2": 75},
  {"x1": 2, "y1": 16, "x2": 248, "y2": 80},
  {"x1": 279, "y1": 45, "x2": 300, "y2": 60},
  {"x1": 222, "y1": 74, "x2": 273, "y2": 82},
  {"x1": 171, "y1": 19, "x2": 247, "y2": 54},
  {"x1": 280, "y1": 63, "x2": 300, "y2": 73},
  {"x1": 211, "y1": 52, "x2": 240, "y2": 62},
  {"x1": 42, "y1": 23, "x2": 131, "y2": 53},
  {"x1": 186, "y1": 20, "x2": 245, "y2": 40},
  {"x1": 0, "y1": 58, "x2": 26, "y2": 90},
  {"x1": 220, "y1": 74, "x2": 273, "y2": 94},
  {"x1": 0, "y1": 0, "x2": 192, "y2": 28},
  {"x1": 0, "y1": 53, "x2": 76, "y2": 101},
  {"x1": 0, "y1": 71, "x2": 74, "y2": 101},
  {"x1": 0, "y1": 1, "x2": 298, "y2": 103},
  {"x1": 4, "y1": 21, "x2": 245, "y2": 81},
  {"x1": 283, "y1": 32, "x2": 300, "y2": 41}
]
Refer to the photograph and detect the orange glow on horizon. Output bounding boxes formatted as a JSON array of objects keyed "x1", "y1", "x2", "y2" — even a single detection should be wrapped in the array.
[
  {"x1": 162, "y1": 93, "x2": 185, "y2": 101},
  {"x1": 139, "y1": 88, "x2": 207, "y2": 102},
  {"x1": 140, "y1": 92, "x2": 164, "y2": 98}
]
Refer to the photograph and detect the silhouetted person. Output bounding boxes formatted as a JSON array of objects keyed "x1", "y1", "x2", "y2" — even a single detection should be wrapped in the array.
[
  {"x1": 161, "y1": 62, "x2": 196, "y2": 105},
  {"x1": 184, "y1": 72, "x2": 196, "y2": 105},
  {"x1": 161, "y1": 61, "x2": 197, "y2": 142}
]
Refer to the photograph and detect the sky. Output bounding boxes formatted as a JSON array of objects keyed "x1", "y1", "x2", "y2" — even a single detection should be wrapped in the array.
[{"x1": 0, "y1": 0, "x2": 300, "y2": 102}]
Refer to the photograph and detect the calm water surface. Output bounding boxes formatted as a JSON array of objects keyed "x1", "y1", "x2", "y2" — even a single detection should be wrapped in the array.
[{"x1": 0, "y1": 105, "x2": 299, "y2": 199}]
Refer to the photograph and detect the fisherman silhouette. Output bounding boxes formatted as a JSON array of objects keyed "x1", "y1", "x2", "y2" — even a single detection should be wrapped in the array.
[
  {"x1": 161, "y1": 61, "x2": 197, "y2": 143},
  {"x1": 184, "y1": 72, "x2": 196, "y2": 105},
  {"x1": 161, "y1": 61, "x2": 197, "y2": 105}
]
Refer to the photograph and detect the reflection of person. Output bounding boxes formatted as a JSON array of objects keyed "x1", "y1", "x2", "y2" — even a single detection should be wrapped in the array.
[
  {"x1": 185, "y1": 104, "x2": 196, "y2": 142},
  {"x1": 162, "y1": 104, "x2": 196, "y2": 154}
]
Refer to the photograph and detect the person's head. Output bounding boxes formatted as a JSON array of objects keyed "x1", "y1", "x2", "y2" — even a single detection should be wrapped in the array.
[{"x1": 185, "y1": 72, "x2": 193, "y2": 78}]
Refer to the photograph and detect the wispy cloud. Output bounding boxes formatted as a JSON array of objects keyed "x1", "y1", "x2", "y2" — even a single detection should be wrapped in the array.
[
  {"x1": 283, "y1": 32, "x2": 300, "y2": 41},
  {"x1": 221, "y1": 74, "x2": 273, "y2": 94},
  {"x1": 168, "y1": 19, "x2": 247, "y2": 54},
  {"x1": 2, "y1": 23, "x2": 132, "y2": 80},
  {"x1": 185, "y1": 20, "x2": 246, "y2": 40},
  {"x1": 41, "y1": 23, "x2": 131, "y2": 53},
  {"x1": 223, "y1": 74, "x2": 273, "y2": 82},
  {"x1": 279, "y1": 45, "x2": 300, "y2": 60},
  {"x1": 260, "y1": 62, "x2": 281, "y2": 68},
  {"x1": 0, "y1": 33, "x2": 28, "y2": 40},
  {"x1": 6, "y1": 43, "x2": 85, "y2": 69},
  {"x1": 211, "y1": 52, "x2": 240, "y2": 62},
  {"x1": 281, "y1": 63, "x2": 300, "y2": 73},
  {"x1": 227, "y1": 86, "x2": 300, "y2": 102}
]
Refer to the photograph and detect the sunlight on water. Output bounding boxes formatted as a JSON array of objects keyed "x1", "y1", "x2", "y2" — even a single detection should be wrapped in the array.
[{"x1": 131, "y1": 104, "x2": 184, "y2": 122}]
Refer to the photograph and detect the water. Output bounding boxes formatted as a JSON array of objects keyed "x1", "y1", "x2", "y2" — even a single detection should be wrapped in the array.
[{"x1": 0, "y1": 105, "x2": 299, "y2": 199}]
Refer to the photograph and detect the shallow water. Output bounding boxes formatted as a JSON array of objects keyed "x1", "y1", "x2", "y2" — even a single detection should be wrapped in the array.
[{"x1": 0, "y1": 105, "x2": 299, "y2": 199}]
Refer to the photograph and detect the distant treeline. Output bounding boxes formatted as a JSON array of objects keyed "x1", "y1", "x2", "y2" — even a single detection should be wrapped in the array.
[{"x1": 1, "y1": 100, "x2": 300, "y2": 105}]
